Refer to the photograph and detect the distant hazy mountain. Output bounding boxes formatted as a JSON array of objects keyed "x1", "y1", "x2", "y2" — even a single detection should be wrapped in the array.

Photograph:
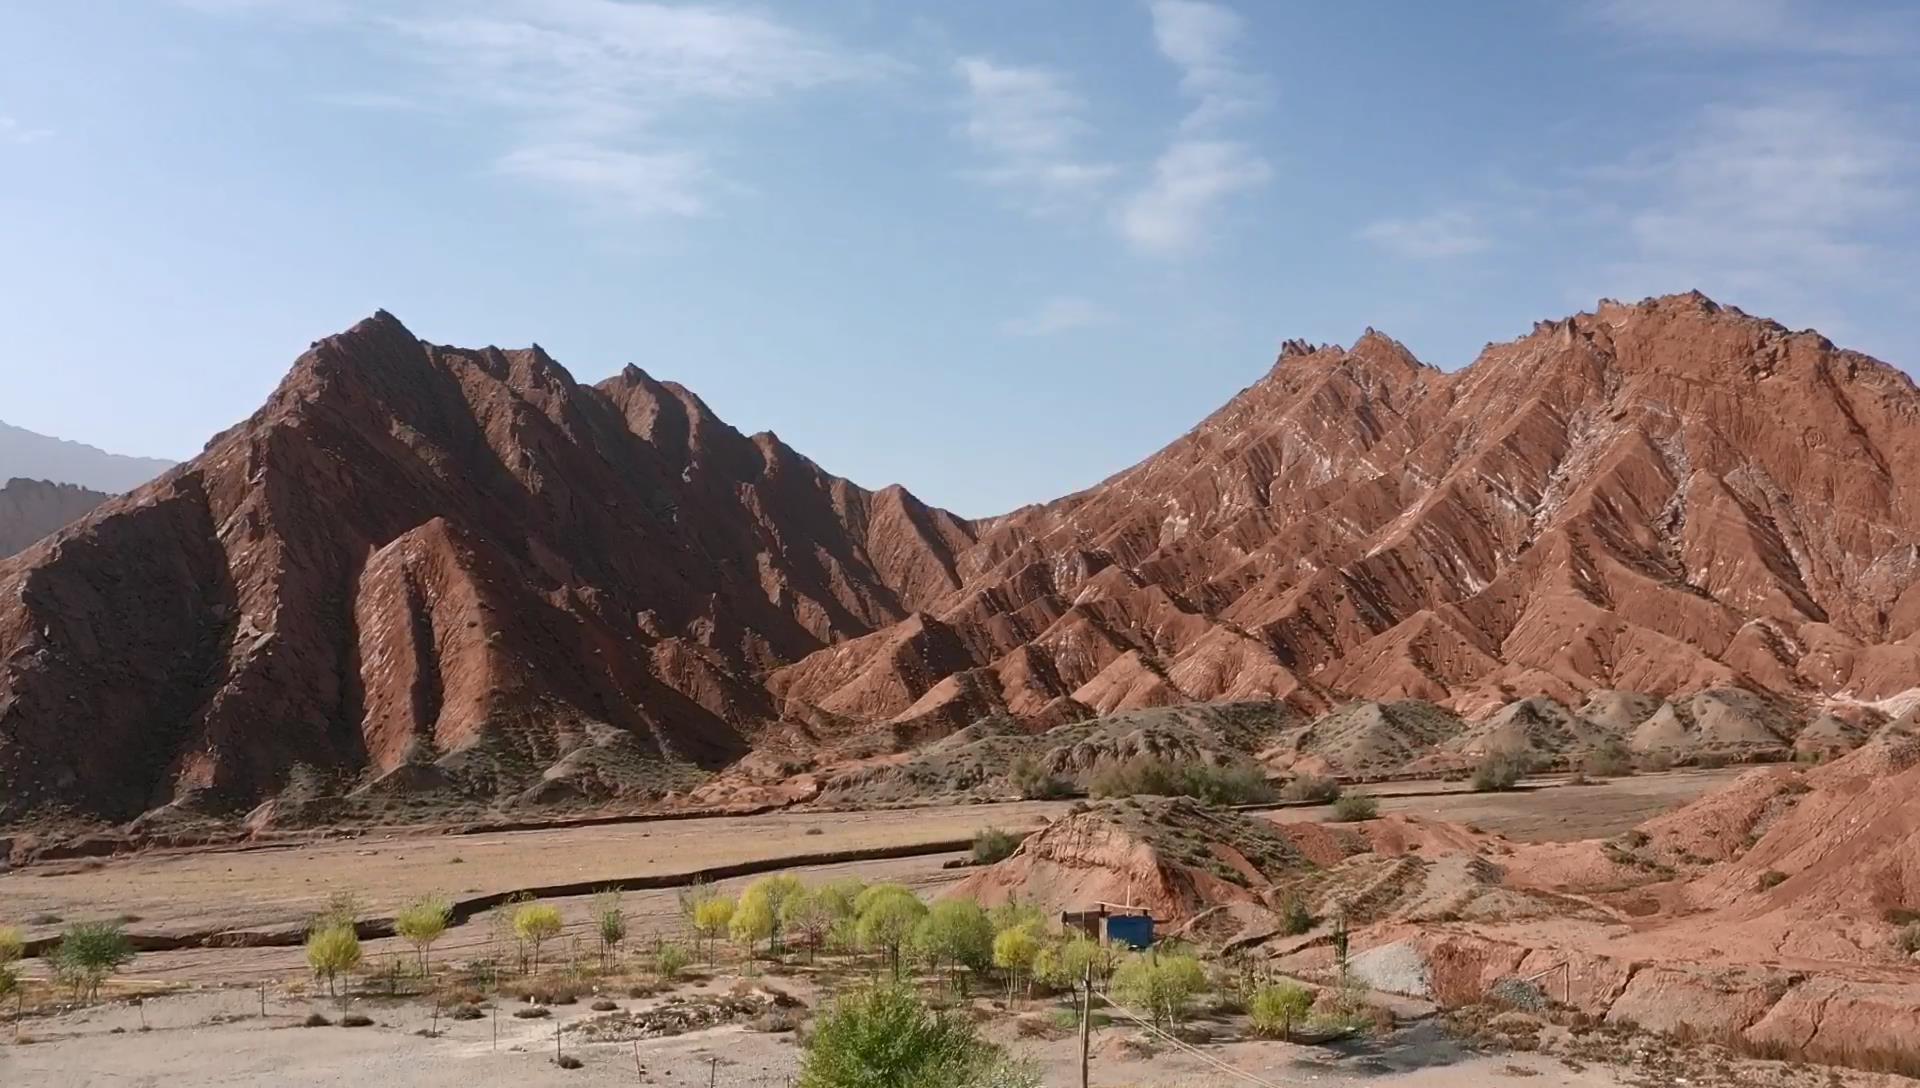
[{"x1": 0, "y1": 419, "x2": 174, "y2": 493}]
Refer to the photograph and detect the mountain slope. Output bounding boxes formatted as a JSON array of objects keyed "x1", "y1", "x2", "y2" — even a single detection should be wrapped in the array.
[
  {"x1": 4, "y1": 293, "x2": 1919, "y2": 825},
  {"x1": 0, "y1": 478, "x2": 108, "y2": 557},
  {"x1": 0, "y1": 420, "x2": 173, "y2": 493}
]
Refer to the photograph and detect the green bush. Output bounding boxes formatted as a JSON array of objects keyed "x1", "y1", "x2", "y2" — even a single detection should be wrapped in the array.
[
  {"x1": 394, "y1": 893, "x2": 452, "y2": 975},
  {"x1": 1111, "y1": 952, "x2": 1207, "y2": 1030},
  {"x1": 1278, "y1": 896, "x2": 1314, "y2": 935},
  {"x1": 1249, "y1": 982, "x2": 1314, "y2": 1039},
  {"x1": 306, "y1": 924, "x2": 362, "y2": 1009},
  {"x1": 1281, "y1": 774, "x2": 1341, "y2": 803},
  {"x1": 55, "y1": 920, "x2": 136, "y2": 1002},
  {"x1": 799, "y1": 984, "x2": 1035, "y2": 1088},
  {"x1": 972, "y1": 827, "x2": 1022, "y2": 865},
  {"x1": 1471, "y1": 752, "x2": 1529, "y2": 792},
  {"x1": 912, "y1": 899, "x2": 994, "y2": 978},
  {"x1": 654, "y1": 941, "x2": 691, "y2": 980},
  {"x1": 1328, "y1": 793, "x2": 1379, "y2": 822},
  {"x1": 1088, "y1": 756, "x2": 1275, "y2": 805}
]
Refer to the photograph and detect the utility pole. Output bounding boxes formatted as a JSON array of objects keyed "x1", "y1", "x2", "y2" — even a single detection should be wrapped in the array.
[{"x1": 1080, "y1": 961, "x2": 1093, "y2": 1088}]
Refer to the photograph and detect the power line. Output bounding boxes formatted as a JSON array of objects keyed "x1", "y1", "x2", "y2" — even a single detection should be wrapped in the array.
[{"x1": 1087, "y1": 989, "x2": 1295, "y2": 1088}]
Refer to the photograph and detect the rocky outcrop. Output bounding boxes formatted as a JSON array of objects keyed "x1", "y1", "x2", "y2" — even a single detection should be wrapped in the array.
[
  {"x1": 7, "y1": 293, "x2": 1920, "y2": 823},
  {"x1": 0, "y1": 478, "x2": 107, "y2": 557}
]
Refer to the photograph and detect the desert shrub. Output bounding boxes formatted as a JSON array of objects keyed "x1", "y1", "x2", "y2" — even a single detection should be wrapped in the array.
[
  {"x1": 798, "y1": 984, "x2": 1029, "y2": 1088},
  {"x1": 1281, "y1": 774, "x2": 1342, "y2": 803},
  {"x1": 972, "y1": 827, "x2": 1021, "y2": 865},
  {"x1": 1636, "y1": 750, "x2": 1675, "y2": 773},
  {"x1": 1692, "y1": 751, "x2": 1732, "y2": 769},
  {"x1": 1088, "y1": 756, "x2": 1274, "y2": 805},
  {"x1": 305, "y1": 925, "x2": 362, "y2": 1010},
  {"x1": 1756, "y1": 870, "x2": 1787, "y2": 891},
  {"x1": 1471, "y1": 752, "x2": 1529, "y2": 792},
  {"x1": 341, "y1": 1012, "x2": 373, "y2": 1028},
  {"x1": 1249, "y1": 982, "x2": 1314, "y2": 1039},
  {"x1": 555, "y1": 1053, "x2": 583, "y2": 1070},
  {"x1": 56, "y1": 920, "x2": 136, "y2": 1002},
  {"x1": 514, "y1": 1005, "x2": 552, "y2": 1019},
  {"x1": 1008, "y1": 755, "x2": 1071, "y2": 800},
  {"x1": 513, "y1": 903, "x2": 564, "y2": 972},
  {"x1": 451, "y1": 1004, "x2": 485, "y2": 1020},
  {"x1": 654, "y1": 941, "x2": 691, "y2": 980},
  {"x1": 302, "y1": 1012, "x2": 331, "y2": 1027},
  {"x1": 1580, "y1": 740, "x2": 1634, "y2": 778},
  {"x1": 1278, "y1": 896, "x2": 1315, "y2": 935},
  {"x1": 1897, "y1": 925, "x2": 1920, "y2": 956},
  {"x1": 1111, "y1": 952, "x2": 1207, "y2": 1030},
  {"x1": 0, "y1": 925, "x2": 20, "y2": 999},
  {"x1": 1328, "y1": 793, "x2": 1379, "y2": 822},
  {"x1": 394, "y1": 893, "x2": 452, "y2": 976},
  {"x1": 590, "y1": 998, "x2": 618, "y2": 1011}
]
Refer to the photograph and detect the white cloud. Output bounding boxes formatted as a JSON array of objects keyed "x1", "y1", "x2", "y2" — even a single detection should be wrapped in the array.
[
  {"x1": 1598, "y1": 94, "x2": 1916, "y2": 307},
  {"x1": 1589, "y1": 0, "x2": 1914, "y2": 55},
  {"x1": 954, "y1": 57, "x2": 1117, "y2": 212},
  {"x1": 193, "y1": 0, "x2": 886, "y2": 218},
  {"x1": 1148, "y1": 0, "x2": 1270, "y2": 128},
  {"x1": 1118, "y1": 140, "x2": 1271, "y2": 256},
  {"x1": 496, "y1": 144, "x2": 713, "y2": 218},
  {"x1": 1359, "y1": 209, "x2": 1490, "y2": 259},
  {"x1": 0, "y1": 116, "x2": 53, "y2": 145},
  {"x1": 1001, "y1": 296, "x2": 1109, "y2": 337}
]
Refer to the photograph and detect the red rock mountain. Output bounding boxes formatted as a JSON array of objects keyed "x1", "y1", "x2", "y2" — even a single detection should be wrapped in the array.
[
  {"x1": 0, "y1": 478, "x2": 108, "y2": 558},
  {"x1": 4, "y1": 293, "x2": 1918, "y2": 823}
]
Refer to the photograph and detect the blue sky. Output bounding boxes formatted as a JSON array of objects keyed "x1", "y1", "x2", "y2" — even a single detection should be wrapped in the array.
[{"x1": 1, "y1": 1, "x2": 1915, "y2": 516}]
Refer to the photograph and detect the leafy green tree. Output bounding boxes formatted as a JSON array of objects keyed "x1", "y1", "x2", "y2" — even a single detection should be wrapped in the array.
[
  {"x1": 394, "y1": 893, "x2": 452, "y2": 976},
  {"x1": 692, "y1": 896, "x2": 735, "y2": 965},
  {"x1": 56, "y1": 920, "x2": 135, "y2": 1002},
  {"x1": 1112, "y1": 952, "x2": 1207, "y2": 1030},
  {"x1": 854, "y1": 883, "x2": 914, "y2": 916},
  {"x1": 1058, "y1": 933, "x2": 1118, "y2": 991},
  {"x1": 654, "y1": 941, "x2": 691, "y2": 981},
  {"x1": 740, "y1": 874, "x2": 804, "y2": 954},
  {"x1": 592, "y1": 889, "x2": 627, "y2": 969},
  {"x1": 1249, "y1": 981, "x2": 1314, "y2": 1040},
  {"x1": 856, "y1": 889, "x2": 928, "y2": 979},
  {"x1": 987, "y1": 899, "x2": 1045, "y2": 936},
  {"x1": 912, "y1": 899, "x2": 994, "y2": 985},
  {"x1": 306, "y1": 924, "x2": 362, "y2": 1013},
  {"x1": 799, "y1": 984, "x2": 1032, "y2": 1088},
  {"x1": 783, "y1": 884, "x2": 852, "y2": 962},
  {"x1": 991, "y1": 925, "x2": 1040, "y2": 1006},
  {"x1": 513, "y1": 902, "x2": 564, "y2": 972},
  {"x1": 730, "y1": 891, "x2": 777, "y2": 961}
]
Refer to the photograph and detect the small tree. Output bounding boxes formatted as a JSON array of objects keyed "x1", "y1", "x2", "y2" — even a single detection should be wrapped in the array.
[
  {"x1": 513, "y1": 902, "x2": 563, "y2": 973},
  {"x1": 731, "y1": 892, "x2": 776, "y2": 965},
  {"x1": 1112, "y1": 952, "x2": 1206, "y2": 1030},
  {"x1": 654, "y1": 941, "x2": 691, "y2": 981},
  {"x1": 55, "y1": 920, "x2": 135, "y2": 1002},
  {"x1": 783, "y1": 885, "x2": 850, "y2": 962},
  {"x1": 991, "y1": 925, "x2": 1039, "y2": 1006},
  {"x1": 306, "y1": 924, "x2": 362, "y2": 1014},
  {"x1": 913, "y1": 899, "x2": 994, "y2": 986},
  {"x1": 739, "y1": 874, "x2": 803, "y2": 955},
  {"x1": 692, "y1": 896, "x2": 736, "y2": 965},
  {"x1": 1058, "y1": 934, "x2": 1118, "y2": 992},
  {"x1": 1249, "y1": 982, "x2": 1314, "y2": 1040},
  {"x1": 394, "y1": 893, "x2": 452, "y2": 977},
  {"x1": 856, "y1": 890, "x2": 928, "y2": 980},
  {"x1": 591, "y1": 889, "x2": 627, "y2": 970}
]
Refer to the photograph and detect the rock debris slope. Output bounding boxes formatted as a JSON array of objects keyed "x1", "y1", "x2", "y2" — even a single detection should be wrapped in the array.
[{"x1": 4, "y1": 293, "x2": 1919, "y2": 822}]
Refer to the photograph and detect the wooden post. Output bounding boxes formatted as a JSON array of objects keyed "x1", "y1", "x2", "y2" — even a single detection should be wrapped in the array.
[
  {"x1": 709, "y1": 1056, "x2": 718, "y2": 1087},
  {"x1": 1079, "y1": 961, "x2": 1093, "y2": 1088},
  {"x1": 634, "y1": 1040, "x2": 642, "y2": 1079},
  {"x1": 555, "y1": 1020, "x2": 562, "y2": 1064},
  {"x1": 492, "y1": 1004, "x2": 498, "y2": 1050}
]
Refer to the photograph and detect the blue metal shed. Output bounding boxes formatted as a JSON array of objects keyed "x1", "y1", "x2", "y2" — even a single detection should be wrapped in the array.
[{"x1": 1104, "y1": 913, "x2": 1154, "y2": 950}]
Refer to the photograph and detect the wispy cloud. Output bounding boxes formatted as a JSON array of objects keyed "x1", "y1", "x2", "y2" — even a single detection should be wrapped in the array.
[
  {"x1": 954, "y1": 57, "x2": 1117, "y2": 213},
  {"x1": 1148, "y1": 0, "x2": 1270, "y2": 129},
  {"x1": 1359, "y1": 209, "x2": 1490, "y2": 259},
  {"x1": 1115, "y1": 2, "x2": 1272, "y2": 257},
  {"x1": 1001, "y1": 296, "x2": 1109, "y2": 337},
  {"x1": 1596, "y1": 93, "x2": 1916, "y2": 310},
  {"x1": 1118, "y1": 140, "x2": 1271, "y2": 257},
  {"x1": 0, "y1": 116, "x2": 53, "y2": 145},
  {"x1": 193, "y1": 0, "x2": 887, "y2": 219},
  {"x1": 1588, "y1": 0, "x2": 1916, "y2": 55}
]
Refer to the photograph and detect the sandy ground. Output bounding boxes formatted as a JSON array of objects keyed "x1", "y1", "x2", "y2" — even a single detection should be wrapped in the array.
[{"x1": 0, "y1": 984, "x2": 1634, "y2": 1088}]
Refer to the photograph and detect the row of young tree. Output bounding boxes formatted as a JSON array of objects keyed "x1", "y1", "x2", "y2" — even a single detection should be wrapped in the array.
[{"x1": 0, "y1": 919, "x2": 137, "y2": 1004}]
